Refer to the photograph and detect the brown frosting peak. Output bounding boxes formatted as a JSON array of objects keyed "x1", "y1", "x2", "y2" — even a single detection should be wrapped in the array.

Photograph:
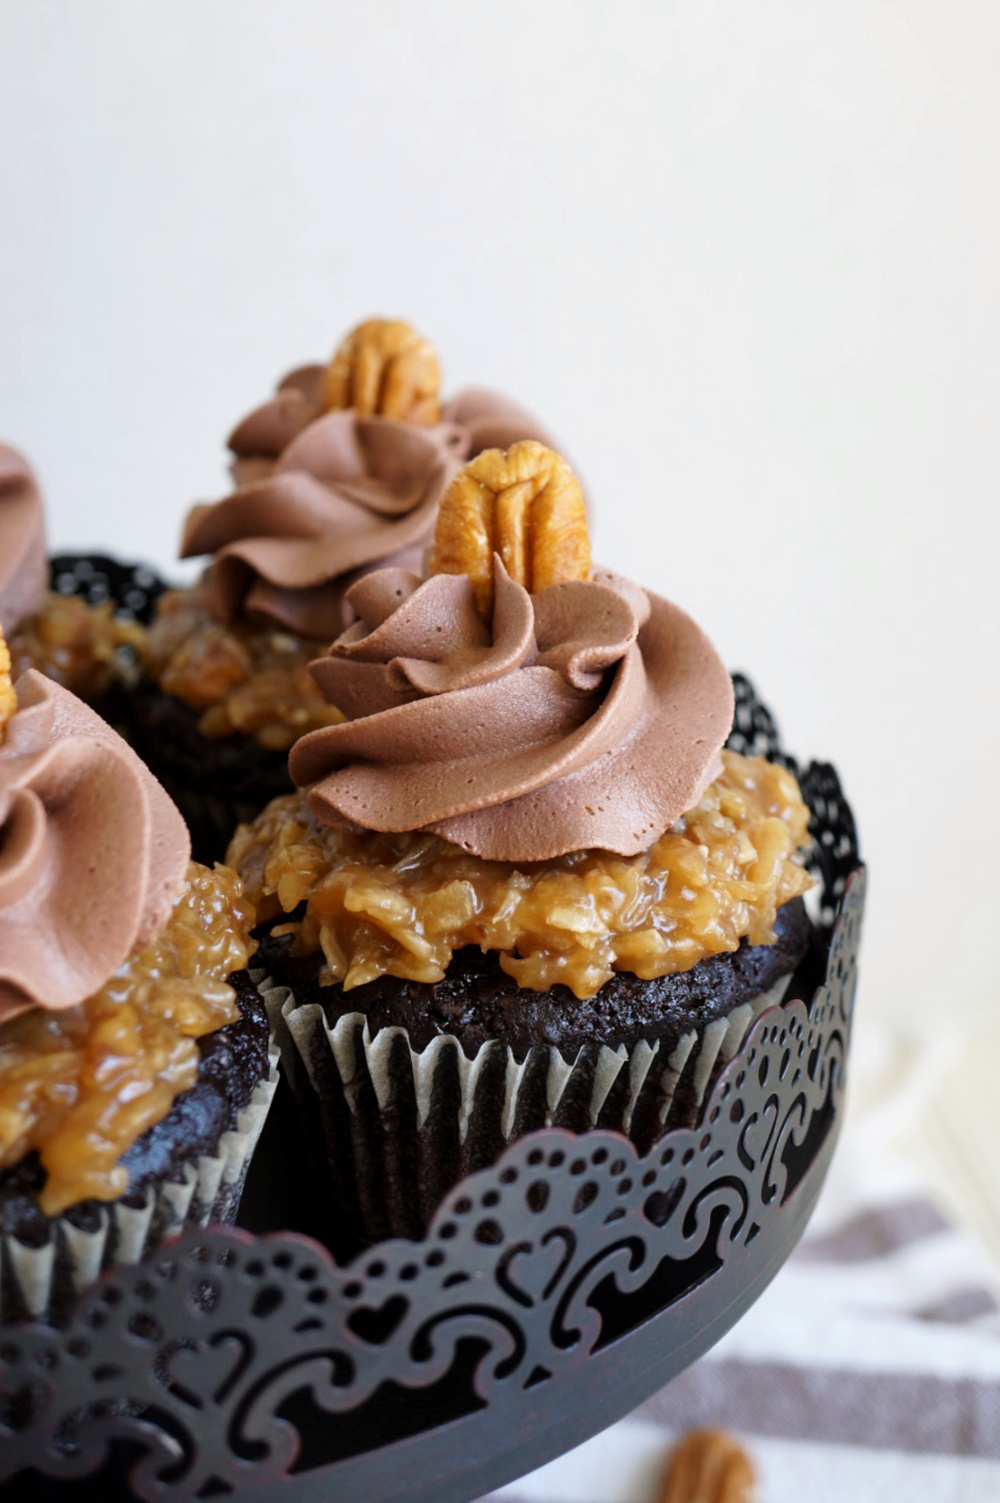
[
  {"x1": 228, "y1": 369, "x2": 560, "y2": 473},
  {"x1": 227, "y1": 360, "x2": 560, "y2": 471},
  {"x1": 0, "y1": 670, "x2": 191, "y2": 1024},
  {"x1": 227, "y1": 365, "x2": 324, "y2": 464},
  {"x1": 289, "y1": 558, "x2": 734, "y2": 862},
  {"x1": 182, "y1": 414, "x2": 463, "y2": 641},
  {"x1": 0, "y1": 446, "x2": 48, "y2": 633},
  {"x1": 441, "y1": 388, "x2": 566, "y2": 461},
  {"x1": 186, "y1": 360, "x2": 564, "y2": 641}
]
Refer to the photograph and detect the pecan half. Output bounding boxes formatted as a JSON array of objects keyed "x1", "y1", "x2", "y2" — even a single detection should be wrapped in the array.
[
  {"x1": 656, "y1": 1428, "x2": 756, "y2": 1503},
  {"x1": 431, "y1": 440, "x2": 590, "y2": 615},
  {"x1": 0, "y1": 626, "x2": 16, "y2": 740},
  {"x1": 321, "y1": 318, "x2": 441, "y2": 424}
]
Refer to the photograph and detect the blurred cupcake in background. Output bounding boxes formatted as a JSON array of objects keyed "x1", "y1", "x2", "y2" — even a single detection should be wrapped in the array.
[
  {"x1": 127, "y1": 316, "x2": 567, "y2": 861},
  {"x1": 0, "y1": 626, "x2": 276, "y2": 1322},
  {"x1": 229, "y1": 441, "x2": 814, "y2": 1254},
  {"x1": 1, "y1": 445, "x2": 162, "y2": 713}
]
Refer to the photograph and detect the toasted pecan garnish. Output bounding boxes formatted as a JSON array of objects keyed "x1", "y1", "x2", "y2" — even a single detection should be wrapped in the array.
[
  {"x1": 656, "y1": 1428, "x2": 756, "y2": 1503},
  {"x1": 0, "y1": 624, "x2": 16, "y2": 742},
  {"x1": 431, "y1": 439, "x2": 590, "y2": 616},
  {"x1": 321, "y1": 318, "x2": 441, "y2": 424}
]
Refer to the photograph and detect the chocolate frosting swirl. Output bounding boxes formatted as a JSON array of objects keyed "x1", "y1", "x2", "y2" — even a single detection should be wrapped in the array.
[
  {"x1": 226, "y1": 364, "x2": 559, "y2": 472},
  {"x1": 0, "y1": 446, "x2": 48, "y2": 633},
  {"x1": 289, "y1": 559, "x2": 734, "y2": 862},
  {"x1": 0, "y1": 671, "x2": 191, "y2": 1023},
  {"x1": 181, "y1": 368, "x2": 564, "y2": 642},
  {"x1": 182, "y1": 414, "x2": 462, "y2": 640}
]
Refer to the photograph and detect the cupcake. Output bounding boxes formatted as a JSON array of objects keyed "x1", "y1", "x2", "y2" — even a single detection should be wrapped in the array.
[
  {"x1": 228, "y1": 442, "x2": 814, "y2": 1252},
  {"x1": 0, "y1": 627, "x2": 277, "y2": 1322},
  {"x1": 1, "y1": 445, "x2": 161, "y2": 713},
  {"x1": 127, "y1": 317, "x2": 566, "y2": 863}
]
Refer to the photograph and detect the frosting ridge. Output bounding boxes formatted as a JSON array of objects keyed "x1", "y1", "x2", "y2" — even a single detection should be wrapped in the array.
[
  {"x1": 181, "y1": 362, "x2": 567, "y2": 641},
  {"x1": 289, "y1": 558, "x2": 734, "y2": 862},
  {"x1": 0, "y1": 446, "x2": 48, "y2": 634},
  {"x1": 226, "y1": 365, "x2": 559, "y2": 475},
  {"x1": 182, "y1": 414, "x2": 462, "y2": 640},
  {"x1": 0, "y1": 670, "x2": 191, "y2": 1023}
]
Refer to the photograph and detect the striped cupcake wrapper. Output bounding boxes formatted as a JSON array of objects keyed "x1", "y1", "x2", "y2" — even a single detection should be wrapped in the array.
[
  {"x1": 0, "y1": 1023, "x2": 279, "y2": 1326},
  {"x1": 262, "y1": 974, "x2": 792, "y2": 1252}
]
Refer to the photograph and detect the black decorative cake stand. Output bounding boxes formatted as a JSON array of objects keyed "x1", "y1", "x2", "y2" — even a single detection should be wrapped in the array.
[{"x1": 0, "y1": 659, "x2": 864, "y2": 1503}]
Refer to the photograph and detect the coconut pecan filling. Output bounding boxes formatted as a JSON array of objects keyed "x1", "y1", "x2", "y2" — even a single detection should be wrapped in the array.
[
  {"x1": 229, "y1": 751, "x2": 812, "y2": 1002},
  {"x1": 9, "y1": 593, "x2": 146, "y2": 702},
  {"x1": 145, "y1": 592, "x2": 345, "y2": 750},
  {"x1": 0, "y1": 863, "x2": 256, "y2": 1216}
]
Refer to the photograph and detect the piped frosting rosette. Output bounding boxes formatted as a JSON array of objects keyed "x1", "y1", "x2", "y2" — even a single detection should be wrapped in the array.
[
  {"x1": 0, "y1": 445, "x2": 48, "y2": 634},
  {"x1": 181, "y1": 318, "x2": 566, "y2": 640},
  {"x1": 0, "y1": 669, "x2": 190, "y2": 1024},
  {"x1": 290, "y1": 560, "x2": 734, "y2": 861},
  {"x1": 181, "y1": 415, "x2": 464, "y2": 640}
]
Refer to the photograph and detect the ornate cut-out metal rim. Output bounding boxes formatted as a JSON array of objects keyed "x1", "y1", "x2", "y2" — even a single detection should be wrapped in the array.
[
  {"x1": 0, "y1": 673, "x2": 864, "y2": 1503},
  {"x1": 0, "y1": 867, "x2": 864, "y2": 1502},
  {"x1": 48, "y1": 554, "x2": 168, "y2": 624}
]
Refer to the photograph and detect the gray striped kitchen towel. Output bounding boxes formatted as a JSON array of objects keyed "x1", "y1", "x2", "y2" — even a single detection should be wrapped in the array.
[{"x1": 481, "y1": 1026, "x2": 1000, "y2": 1501}]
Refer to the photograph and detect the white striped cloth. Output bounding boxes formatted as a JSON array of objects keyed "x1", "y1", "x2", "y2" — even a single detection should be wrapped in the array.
[{"x1": 481, "y1": 1023, "x2": 1000, "y2": 1501}]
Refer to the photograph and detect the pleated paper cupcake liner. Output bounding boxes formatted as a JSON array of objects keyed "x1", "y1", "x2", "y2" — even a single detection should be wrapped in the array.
[
  {"x1": 0, "y1": 1034, "x2": 279, "y2": 1326},
  {"x1": 262, "y1": 974, "x2": 792, "y2": 1251}
]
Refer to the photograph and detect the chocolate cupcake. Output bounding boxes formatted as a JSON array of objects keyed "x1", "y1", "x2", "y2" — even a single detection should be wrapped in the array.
[
  {"x1": 126, "y1": 317, "x2": 566, "y2": 863},
  {"x1": 1, "y1": 446, "x2": 162, "y2": 717},
  {"x1": 0, "y1": 630, "x2": 277, "y2": 1321},
  {"x1": 228, "y1": 442, "x2": 814, "y2": 1252}
]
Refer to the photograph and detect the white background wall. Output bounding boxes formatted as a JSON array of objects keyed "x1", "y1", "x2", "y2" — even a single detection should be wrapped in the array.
[{"x1": 1, "y1": 1, "x2": 998, "y2": 1042}]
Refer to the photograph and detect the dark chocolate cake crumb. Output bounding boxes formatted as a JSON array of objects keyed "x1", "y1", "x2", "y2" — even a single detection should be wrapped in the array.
[
  {"x1": 256, "y1": 896, "x2": 811, "y2": 1062},
  {"x1": 121, "y1": 676, "x2": 293, "y2": 860},
  {"x1": 125, "y1": 677, "x2": 293, "y2": 804}
]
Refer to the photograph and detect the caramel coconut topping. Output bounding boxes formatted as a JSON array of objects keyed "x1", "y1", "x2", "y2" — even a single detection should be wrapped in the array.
[
  {"x1": 0, "y1": 446, "x2": 48, "y2": 635},
  {"x1": 143, "y1": 594, "x2": 345, "y2": 750},
  {"x1": 10, "y1": 593, "x2": 148, "y2": 703},
  {"x1": 0, "y1": 861, "x2": 255, "y2": 1215},
  {"x1": 230, "y1": 751, "x2": 811, "y2": 999},
  {"x1": 0, "y1": 666, "x2": 191, "y2": 1023}
]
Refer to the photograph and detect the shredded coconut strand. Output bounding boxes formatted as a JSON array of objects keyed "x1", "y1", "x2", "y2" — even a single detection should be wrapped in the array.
[{"x1": 230, "y1": 751, "x2": 813, "y2": 1002}]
